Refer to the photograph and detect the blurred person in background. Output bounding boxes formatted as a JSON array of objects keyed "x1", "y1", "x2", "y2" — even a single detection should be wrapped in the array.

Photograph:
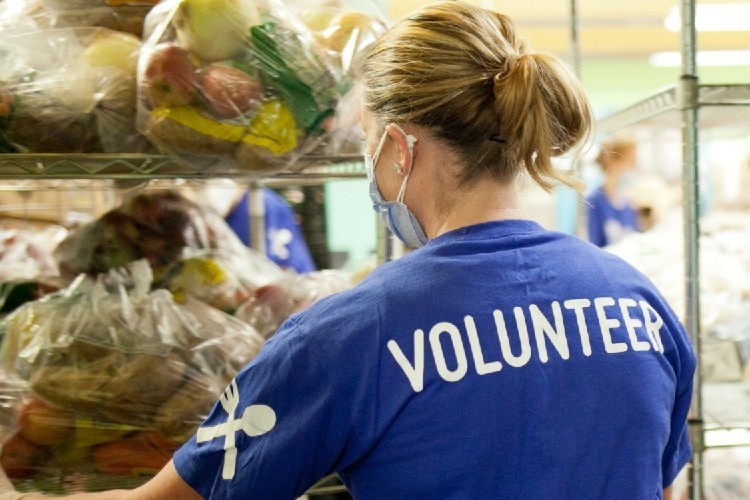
[
  {"x1": 586, "y1": 136, "x2": 641, "y2": 247},
  {"x1": 201, "y1": 179, "x2": 316, "y2": 273}
]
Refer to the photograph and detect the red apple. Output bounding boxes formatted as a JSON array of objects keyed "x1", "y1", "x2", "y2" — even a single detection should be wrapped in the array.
[
  {"x1": 0, "y1": 433, "x2": 49, "y2": 479},
  {"x1": 253, "y1": 284, "x2": 294, "y2": 316},
  {"x1": 142, "y1": 44, "x2": 199, "y2": 107},
  {"x1": 200, "y1": 65, "x2": 264, "y2": 118},
  {"x1": 0, "y1": 89, "x2": 12, "y2": 120}
]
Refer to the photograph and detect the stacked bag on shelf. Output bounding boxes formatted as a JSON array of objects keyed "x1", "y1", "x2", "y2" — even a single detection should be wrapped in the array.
[
  {"x1": 0, "y1": 23, "x2": 148, "y2": 153},
  {"x1": 0, "y1": 0, "x2": 158, "y2": 37},
  {"x1": 52, "y1": 189, "x2": 286, "y2": 313},
  {"x1": 0, "y1": 190, "x2": 356, "y2": 488},
  {"x1": 0, "y1": 225, "x2": 67, "y2": 315},
  {"x1": 36, "y1": 0, "x2": 159, "y2": 37},
  {"x1": 236, "y1": 268, "x2": 353, "y2": 339},
  {"x1": 0, "y1": 0, "x2": 388, "y2": 171},
  {"x1": 0, "y1": 261, "x2": 266, "y2": 483}
]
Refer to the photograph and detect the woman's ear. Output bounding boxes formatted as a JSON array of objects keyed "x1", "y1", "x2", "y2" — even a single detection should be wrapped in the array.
[{"x1": 386, "y1": 124, "x2": 416, "y2": 176}]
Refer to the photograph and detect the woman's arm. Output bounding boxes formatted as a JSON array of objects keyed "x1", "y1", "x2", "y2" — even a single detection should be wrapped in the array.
[
  {"x1": 663, "y1": 485, "x2": 672, "y2": 500},
  {"x1": 1, "y1": 460, "x2": 202, "y2": 500}
]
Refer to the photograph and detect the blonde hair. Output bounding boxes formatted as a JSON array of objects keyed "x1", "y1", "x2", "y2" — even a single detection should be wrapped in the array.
[
  {"x1": 361, "y1": 0, "x2": 592, "y2": 191},
  {"x1": 596, "y1": 136, "x2": 637, "y2": 171}
]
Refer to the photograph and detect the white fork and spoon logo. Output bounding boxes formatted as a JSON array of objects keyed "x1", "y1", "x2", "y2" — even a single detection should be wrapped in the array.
[{"x1": 196, "y1": 379, "x2": 277, "y2": 480}]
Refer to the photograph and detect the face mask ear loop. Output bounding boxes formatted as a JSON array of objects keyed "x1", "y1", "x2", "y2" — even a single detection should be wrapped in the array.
[
  {"x1": 396, "y1": 173, "x2": 410, "y2": 203},
  {"x1": 371, "y1": 130, "x2": 389, "y2": 170},
  {"x1": 394, "y1": 130, "x2": 418, "y2": 204}
]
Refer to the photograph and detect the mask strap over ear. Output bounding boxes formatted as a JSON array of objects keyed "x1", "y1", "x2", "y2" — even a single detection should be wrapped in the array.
[
  {"x1": 390, "y1": 124, "x2": 418, "y2": 203},
  {"x1": 391, "y1": 123, "x2": 417, "y2": 159}
]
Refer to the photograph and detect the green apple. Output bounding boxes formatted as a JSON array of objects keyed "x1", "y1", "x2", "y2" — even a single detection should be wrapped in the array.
[{"x1": 172, "y1": 0, "x2": 259, "y2": 62}]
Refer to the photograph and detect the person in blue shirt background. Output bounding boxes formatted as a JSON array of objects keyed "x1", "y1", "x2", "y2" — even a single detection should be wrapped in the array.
[
  {"x1": 224, "y1": 188, "x2": 317, "y2": 274},
  {"x1": 190, "y1": 179, "x2": 317, "y2": 272},
  {"x1": 586, "y1": 136, "x2": 641, "y2": 247}
]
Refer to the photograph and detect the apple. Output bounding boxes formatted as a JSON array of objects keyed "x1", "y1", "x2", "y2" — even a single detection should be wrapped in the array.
[
  {"x1": 172, "y1": 0, "x2": 259, "y2": 62},
  {"x1": 0, "y1": 89, "x2": 13, "y2": 121},
  {"x1": 84, "y1": 30, "x2": 142, "y2": 74},
  {"x1": 142, "y1": 43, "x2": 199, "y2": 107},
  {"x1": 200, "y1": 65, "x2": 264, "y2": 118},
  {"x1": 254, "y1": 284, "x2": 295, "y2": 314},
  {"x1": 17, "y1": 398, "x2": 75, "y2": 446},
  {"x1": 0, "y1": 432, "x2": 49, "y2": 479}
]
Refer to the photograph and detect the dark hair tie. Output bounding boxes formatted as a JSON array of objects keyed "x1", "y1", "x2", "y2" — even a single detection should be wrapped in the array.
[{"x1": 489, "y1": 134, "x2": 506, "y2": 144}]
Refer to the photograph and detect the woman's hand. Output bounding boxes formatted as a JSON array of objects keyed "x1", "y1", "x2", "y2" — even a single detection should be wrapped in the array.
[
  {"x1": 0, "y1": 464, "x2": 29, "y2": 500},
  {"x1": 0, "y1": 459, "x2": 201, "y2": 500}
]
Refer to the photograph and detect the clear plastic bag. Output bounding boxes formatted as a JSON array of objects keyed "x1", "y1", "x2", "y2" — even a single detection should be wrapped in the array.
[
  {"x1": 0, "y1": 226, "x2": 67, "y2": 314},
  {"x1": 38, "y1": 0, "x2": 157, "y2": 37},
  {"x1": 286, "y1": 0, "x2": 388, "y2": 155},
  {"x1": 0, "y1": 0, "x2": 54, "y2": 37},
  {"x1": 0, "y1": 26, "x2": 149, "y2": 153},
  {"x1": 136, "y1": 0, "x2": 357, "y2": 173},
  {"x1": 53, "y1": 190, "x2": 284, "y2": 313},
  {"x1": 0, "y1": 261, "x2": 265, "y2": 481},
  {"x1": 235, "y1": 269, "x2": 353, "y2": 338},
  {"x1": 0, "y1": 226, "x2": 66, "y2": 283}
]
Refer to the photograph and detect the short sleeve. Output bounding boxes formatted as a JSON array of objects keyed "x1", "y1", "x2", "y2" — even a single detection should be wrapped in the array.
[
  {"x1": 660, "y1": 316, "x2": 697, "y2": 487},
  {"x1": 661, "y1": 385, "x2": 693, "y2": 486},
  {"x1": 172, "y1": 317, "x2": 351, "y2": 499}
]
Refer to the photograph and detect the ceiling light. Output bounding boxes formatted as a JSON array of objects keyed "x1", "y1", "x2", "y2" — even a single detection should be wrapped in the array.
[
  {"x1": 650, "y1": 50, "x2": 750, "y2": 67},
  {"x1": 665, "y1": 4, "x2": 750, "y2": 32}
]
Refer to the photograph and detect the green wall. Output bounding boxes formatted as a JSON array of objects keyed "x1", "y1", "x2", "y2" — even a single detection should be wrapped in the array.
[
  {"x1": 582, "y1": 56, "x2": 750, "y2": 118},
  {"x1": 325, "y1": 179, "x2": 376, "y2": 269}
]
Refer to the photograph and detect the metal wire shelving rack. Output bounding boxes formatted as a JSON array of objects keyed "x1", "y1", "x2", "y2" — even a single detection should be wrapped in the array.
[{"x1": 594, "y1": 2, "x2": 750, "y2": 498}]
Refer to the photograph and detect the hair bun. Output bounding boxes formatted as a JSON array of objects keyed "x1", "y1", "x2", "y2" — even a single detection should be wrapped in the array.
[{"x1": 494, "y1": 53, "x2": 529, "y2": 79}]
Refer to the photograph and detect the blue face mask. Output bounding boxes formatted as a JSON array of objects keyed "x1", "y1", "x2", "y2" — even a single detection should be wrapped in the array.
[{"x1": 364, "y1": 124, "x2": 428, "y2": 248}]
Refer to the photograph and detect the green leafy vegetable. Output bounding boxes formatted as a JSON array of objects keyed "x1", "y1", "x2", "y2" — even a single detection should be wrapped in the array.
[{"x1": 249, "y1": 22, "x2": 336, "y2": 135}]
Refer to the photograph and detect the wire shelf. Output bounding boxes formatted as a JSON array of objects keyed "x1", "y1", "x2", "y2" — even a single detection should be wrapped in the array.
[
  {"x1": 0, "y1": 153, "x2": 365, "y2": 183},
  {"x1": 596, "y1": 84, "x2": 750, "y2": 136}
]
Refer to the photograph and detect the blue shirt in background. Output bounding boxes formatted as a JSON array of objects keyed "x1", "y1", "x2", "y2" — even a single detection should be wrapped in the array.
[
  {"x1": 225, "y1": 189, "x2": 316, "y2": 273},
  {"x1": 586, "y1": 186, "x2": 640, "y2": 247}
]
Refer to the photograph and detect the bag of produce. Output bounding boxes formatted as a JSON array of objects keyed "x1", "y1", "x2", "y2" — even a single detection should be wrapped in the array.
[
  {"x1": 0, "y1": 0, "x2": 154, "y2": 39},
  {"x1": 235, "y1": 269, "x2": 353, "y2": 338},
  {"x1": 0, "y1": 226, "x2": 67, "y2": 315},
  {"x1": 137, "y1": 0, "x2": 349, "y2": 173},
  {"x1": 38, "y1": 0, "x2": 159, "y2": 37},
  {"x1": 53, "y1": 190, "x2": 285, "y2": 313},
  {"x1": 0, "y1": 26, "x2": 149, "y2": 153},
  {"x1": 0, "y1": 260, "x2": 265, "y2": 484},
  {"x1": 0, "y1": 226, "x2": 66, "y2": 283},
  {"x1": 0, "y1": 0, "x2": 52, "y2": 37},
  {"x1": 287, "y1": 0, "x2": 388, "y2": 156}
]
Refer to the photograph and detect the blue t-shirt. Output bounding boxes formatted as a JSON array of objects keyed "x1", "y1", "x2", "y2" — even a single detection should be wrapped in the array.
[
  {"x1": 224, "y1": 189, "x2": 316, "y2": 273},
  {"x1": 173, "y1": 220, "x2": 695, "y2": 500},
  {"x1": 586, "y1": 186, "x2": 640, "y2": 247}
]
